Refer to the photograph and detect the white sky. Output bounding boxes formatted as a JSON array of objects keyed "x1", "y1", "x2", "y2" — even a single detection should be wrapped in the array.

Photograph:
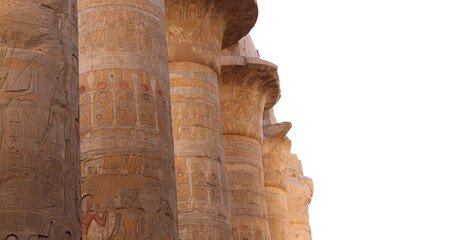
[{"x1": 250, "y1": 1, "x2": 464, "y2": 239}]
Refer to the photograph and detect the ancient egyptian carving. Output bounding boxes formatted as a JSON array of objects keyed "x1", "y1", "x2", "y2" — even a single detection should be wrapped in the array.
[
  {"x1": 78, "y1": 0, "x2": 178, "y2": 238},
  {"x1": 0, "y1": 18, "x2": 80, "y2": 238},
  {"x1": 287, "y1": 154, "x2": 314, "y2": 240}
]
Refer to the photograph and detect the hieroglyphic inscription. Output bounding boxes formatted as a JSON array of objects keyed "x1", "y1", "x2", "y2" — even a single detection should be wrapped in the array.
[
  {"x1": 79, "y1": 69, "x2": 168, "y2": 132},
  {"x1": 78, "y1": 7, "x2": 163, "y2": 57},
  {"x1": 78, "y1": 0, "x2": 177, "y2": 238},
  {"x1": 0, "y1": 18, "x2": 81, "y2": 238},
  {"x1": 116, "y1": 90, "x2": 136, "y2": 125},
  {"x1": 223, "y1": 135, "x2": 271, "y2": 240},
  {"x1": 262, "y1": 123, "x2": 293, "y2": 240},
  {"x1": 165, "y1": 0, "x2": 225, "y2": 71},
  {"x1": 94, "y1": 90, "x2": 114, "y2": 126}
]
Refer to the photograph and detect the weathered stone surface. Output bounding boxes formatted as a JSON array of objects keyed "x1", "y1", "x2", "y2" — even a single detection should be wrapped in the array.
[
  {"x1": 170, "y1": 62, "x2": 232, "y2": 239},
  {"x1": 262, "y1": 122, "x2": 292, "y2": 240},
  {"x1": 0, "y1": 0, "x2": 82, "y2": 238},
  {"x1": 221, "y1": 35, "x2": 260, "y2": 58},
  {"x1": 166, "y1": 1, "x2": 258, "y2": 239},
  {"x1": 166, "y1": 0, "x2": 258, "y2": 72},
  {"x1": 287, "y1": 154, "x2": 314, "y2": 240},
  {"x1": 223, "y1": 135, "x2": 270, "y2": 240},
  {"x1": 78, "y1": 0, "x2": 179, "y2": 239},
  {"x1": 219, "y1": 47, "x2": 280, "y2": 239}
]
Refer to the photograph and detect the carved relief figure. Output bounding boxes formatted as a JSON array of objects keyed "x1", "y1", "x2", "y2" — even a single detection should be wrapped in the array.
[
  {"x1": 82, "y1": 197, "x2": 109, "y2": 240},
  {"x1": 0, "y1": 0, "x2": 81, "y2": 233}
]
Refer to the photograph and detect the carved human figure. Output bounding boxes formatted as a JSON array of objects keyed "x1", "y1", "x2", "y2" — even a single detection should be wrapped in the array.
[
  {"x1": 82, "y1": 205, "x2": 109, "y2": 240},
  {"x1": 78, "y1": 0, "x2": 178, "y2": 238},
  {"x1": 0, "y1": 0, "x2": 81, "y2": 238}
]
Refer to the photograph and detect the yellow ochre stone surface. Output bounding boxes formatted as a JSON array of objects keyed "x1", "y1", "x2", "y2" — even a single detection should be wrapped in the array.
[
  {"x1": 78, "y1": 0, "x2": 179, "y2": 239},
  {"x1": 0, "y1": 0, "x2": 82, "y2": 238},
  {"x1": 219, "y1": 35, "x2": 282, "y2": 240},
  {"x1": 1, "y1": 1, "x2": 314, "y2": 239},
  {"x1": 287, "y1": 154, "x2": 314, "y2": 240},
  {"x1": 165, "y1": 1, "x2": 258, "y2": 239}
]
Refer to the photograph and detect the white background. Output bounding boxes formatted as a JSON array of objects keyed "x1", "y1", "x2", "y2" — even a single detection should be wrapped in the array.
[{"x1": 250, "y1": 0, "x2": 464, "y2": 239}]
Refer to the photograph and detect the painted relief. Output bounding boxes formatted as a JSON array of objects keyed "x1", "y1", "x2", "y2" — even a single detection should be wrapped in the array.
[
  {"x1": 79, "y1": 8, "x2": 162, "y2": 57},
  {"x1": 139, "y1": 92, "x2": 156, "y2": 128},
  {"x1": 80, "y1": 69, "x2": 166, "y2": 131},
  {"x1": 80, "y1": 93, "x2": 91, "y2": 129},
  {"x1": 165, "y1": 0, "x2": 225, "y2": 70},
  {"x1": 94, "y1": 90, "x2": 114, "y2": 126},
  {"x1": 220, "y1": 84, "x2": 265, "y2": 141},
  {"x1": 78, "y1": 0, "x2": 177, "y2": 238},
  {"x1": 116, "y1": 90, "x2": 136, "y2": 126}
]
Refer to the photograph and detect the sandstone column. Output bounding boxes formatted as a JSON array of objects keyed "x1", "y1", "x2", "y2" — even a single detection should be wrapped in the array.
[
  {"x1": 78, "y1": 0, "x2": 178, "y2": 239},
  {"x1": 287, "y1": 154, "x2": 314, "y2": 240},
  {"x1": 165, "y1": 1, "x2": 258, "y2": 239},
  {"x1": 220, "y1": 56, "x2": 280, "y2": 240},
  {"x1": 262, "y1": 122, "x2": 293, "y2": 240},
  {"x1": 0, "y1": 0, "x2": 81, "y2": 239}
]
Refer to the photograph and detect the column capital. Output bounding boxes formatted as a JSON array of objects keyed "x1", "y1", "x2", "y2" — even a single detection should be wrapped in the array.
[
  {"x1": 262, "y1": 122, "x2": 292, "y2": 190},
  {"x1": 221, "y1": 56, "x2": 281, "y2": 109},
  {"x1": 219, "y1": 56, "x2": 281, "y2": 142},
  {"x1": 166, "y1": 0, "x2": 258, "y2": 72}
]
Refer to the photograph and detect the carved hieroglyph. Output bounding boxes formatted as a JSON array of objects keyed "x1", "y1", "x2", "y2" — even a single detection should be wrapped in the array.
[
  {"x1": 219, "y1": 55, "x2": 280, "y2": 240},
  {"x1": 166, "y1": 1, "x2": 258, "y2": 239},
  {"x1": 0, "y1": 0, "x2": 82, "y2": 239},
  {"x1": 78, "y1": 0, "x2": 178, "y2": 239},
  {"x1": 287, "y1": 154, "x2": 314, "y2": 240},
  {"x1": 262, "y1": 123, "x2": 292, "y2": 240}
]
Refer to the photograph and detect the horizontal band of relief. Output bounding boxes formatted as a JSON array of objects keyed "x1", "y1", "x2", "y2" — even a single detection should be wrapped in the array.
[{"x1": 78, "y1": 0, "x2": 165, "y2": 19}]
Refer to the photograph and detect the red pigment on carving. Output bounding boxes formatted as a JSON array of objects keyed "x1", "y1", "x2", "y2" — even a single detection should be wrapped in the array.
[
  {"x1": 119, "y1": 81, "x2": 129, "y2": 89},
  {"x1": 141, "y1": 83, "x2": 150, "y2": 91},
  {"x1": 97, "y1": 82, "x2": 107, "y2": 89}
]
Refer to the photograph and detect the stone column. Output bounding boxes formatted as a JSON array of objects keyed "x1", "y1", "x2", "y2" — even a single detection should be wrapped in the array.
[
  {"x1": 165, "y1": 1, "x2": 258, "y2": 239},
  {"x1": 0, "y1": 0, "x2": 81, "y2": 239},
  {"x1": 262, "y1": 122, "x2": 293, "y2": 240},
  {"x1": 287, "y1": 154, "x2": 314, "y2": 240},
  {"x1": 219, "y1": 56, "x2": 280, "y2": 240},
  {"x1": 78, "y1": 0, "x2": 178, "y2": 239}
]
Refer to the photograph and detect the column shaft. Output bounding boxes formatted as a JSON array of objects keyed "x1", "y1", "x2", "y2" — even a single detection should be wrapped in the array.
[
  {"x1": 78, "y1": 0, "x2": 178, "y2": 239},
  {"x1": 287, "y1": 155, "x2": 314, "y2": 240},
  {"x1": 219, "y1": 56, "x2": 280, "y2": 240},
  {"x1": 262, "y1": 125, "x2": 292, "y2": 240},
  {"x1": 224, "y1": 135, "x2": 271, "y2": 240},
  {"x1": 0, "y1": 0, "x2": 81, "y2": 238},
  {"x1": 170, "y1": 62, "x2": 232, "y2": 239},
  {"x1": 166, "y1": 0, "x2": 258, "y2": 238}
]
